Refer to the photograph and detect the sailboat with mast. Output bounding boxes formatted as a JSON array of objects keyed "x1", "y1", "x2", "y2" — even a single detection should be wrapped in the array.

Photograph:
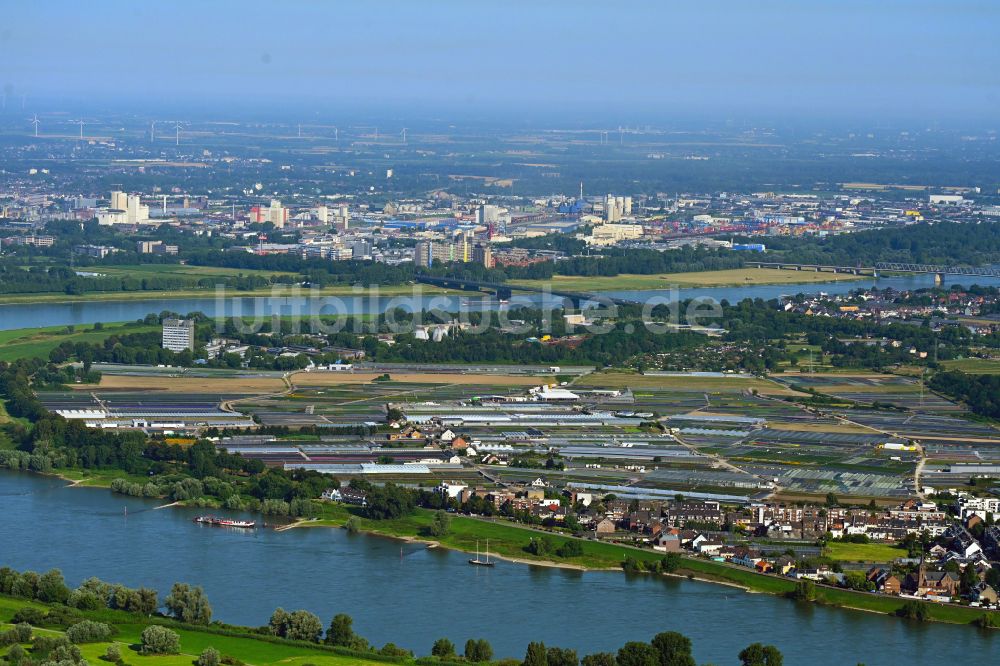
[{"x1": 468, "y1": 539, "x2": 495, "y2": 567}]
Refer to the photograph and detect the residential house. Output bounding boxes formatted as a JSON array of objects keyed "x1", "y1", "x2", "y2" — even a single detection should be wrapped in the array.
[
  {"x1": 595, "y1": 518, "x2": 617, "y2": 535},
  {"x1": 866, "y1": 566, "x2": 902, "y2": 595},
  {"x1": 654, "y1": 533, "x2": 682, "y2": 553},
  {"x1": 731, "y1": 547, "x2": 763, "y2": 569},
  {"x1": 972, "y1": 583, "x2": 999, "y2": 606},
  {"x1": 944, "y1": 524, "x2": 983, "y2": 559},
  {"x1": 695, "y1": 540, "x2": 724, "y2": 556},
  {"x1": 773, "y1": 555, "x2": 796, "y2": 576},
  {"x1": 339, "y1": 487, "x2": 368, "y2": 507}
]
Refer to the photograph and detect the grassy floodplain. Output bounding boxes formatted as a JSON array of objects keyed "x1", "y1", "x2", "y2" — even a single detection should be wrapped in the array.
[
  {"x1": 0, "y1": 595, "x2": 398, "y2": 666},
  {"x1": 0, "y1": 322, "x2": 160, "y2": 363},
  {"x1": 510, "y1": 267, "x2": 865, "y2": 292},
  {"x1": 0, "y1": 283, "x2": 452, "y2": 306}
]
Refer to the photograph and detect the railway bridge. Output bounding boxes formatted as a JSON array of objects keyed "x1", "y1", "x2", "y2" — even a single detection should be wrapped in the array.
[{"x1": 747, "y1": 261, "x2": 1000, "y2": 285}]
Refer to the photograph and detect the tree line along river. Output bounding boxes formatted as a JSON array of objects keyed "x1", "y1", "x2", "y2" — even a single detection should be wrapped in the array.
[{"x1": 0, "y1": 472, "x2": 996, "y2": 665}]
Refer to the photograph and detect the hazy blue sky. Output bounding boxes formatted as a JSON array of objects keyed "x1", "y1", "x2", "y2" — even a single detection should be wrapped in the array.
[{"x1": 1, "y1": 0, "x2": 997, "y2": 122}]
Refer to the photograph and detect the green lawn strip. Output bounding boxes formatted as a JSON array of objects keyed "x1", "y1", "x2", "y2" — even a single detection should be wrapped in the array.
[
  {"x1": 309, "y1": 504, "x2": 661, "y2": 570},
  {"x1": 98, "y1": 264, "x2": 302, "y2": 279},
  {"x1": 0, "y1": 595, "x2": 48, "y2": 620},
  {"x1": 823, "y1": 542, "x2": 908, "y2": 562},
  {"x1": 55, "y1": 468, "x2": 154, "y2": 488}
]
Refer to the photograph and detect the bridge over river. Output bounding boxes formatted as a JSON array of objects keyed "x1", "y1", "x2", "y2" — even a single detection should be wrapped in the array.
[
  {"x1": 415, "y1": 274, "x2": 642, "y2": 307},
  {"x1": 747, "y1": 261, "x2": 1000, "y2": 285}
]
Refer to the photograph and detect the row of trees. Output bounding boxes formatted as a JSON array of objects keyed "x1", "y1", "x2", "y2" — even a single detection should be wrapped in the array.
[
  {"x1": 518, "y1": 631, "x2": 783, "y2": 666},
  {"x1": 0, "y1": 567, "x2": 211, "y2": 625},
  {"x1": 928, "y1": 371, "x2": 1000, "y2": 419}
]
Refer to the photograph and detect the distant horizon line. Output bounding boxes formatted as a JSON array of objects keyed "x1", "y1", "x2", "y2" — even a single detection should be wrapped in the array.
[{"x1": 0, "y1": 99, "x2": 996, "y2": 131}]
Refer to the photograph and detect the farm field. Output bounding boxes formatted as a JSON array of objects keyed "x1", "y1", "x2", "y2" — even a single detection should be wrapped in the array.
[
  {"x1": 293, "y1": 371, "x2": 542, "y2": 387},
  {"x1": 759, "y1": 421, "x2": 881, "y2": 434},
  {"x1": 76, "y1": 370, "x2": 543, "y2": 395},
  {"x1": 73, "y1": 375, "x2": 288, "y2": 394},
  {"x1": 939, "y1": 358, "x2": 1000, "y2": 374},
  {"x1": 575, "y1": 371, "x2": 801, "y2": 396}
]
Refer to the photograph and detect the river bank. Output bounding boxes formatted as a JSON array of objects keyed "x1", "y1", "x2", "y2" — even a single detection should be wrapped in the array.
[
  {"x1": 44, "y1": 469, "x2": 1000, "y2": 627},
  {"x1": 2, "y1": 470, "x2": 997, "y2": 664},
  {"x1": 219, "y1": 497, "x2": 1000, "y2": 628},
  {"x1": 0, "y1": 282, "x2": 454, "y2": 306}
]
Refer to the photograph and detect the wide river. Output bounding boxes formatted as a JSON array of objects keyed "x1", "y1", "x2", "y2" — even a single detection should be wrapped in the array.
[
  {"x1": 0, "y1": 472, "x2": 995, "y2": 664},
  {"x1": 3, "y1": 272, "x2": 1000, "y2": 330}
]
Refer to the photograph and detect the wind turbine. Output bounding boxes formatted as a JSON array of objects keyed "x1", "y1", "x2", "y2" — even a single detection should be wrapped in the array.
[
  {"x1": 400, "y1": 128, "x2": 408, "y2": 144},
  {"x1": 150, "y1": 120, "x2": 156, "y2": 142},
  {"x1": 30, "y1": 114, "x2": 39, "y2": 137},
  {"x1": 174, "y1": 121, "x2": 183, "y2": 146},
  {"x1": 297, "y1": 123, "x2": 302, "y2": 138},
  {"x1": 333, "y1": 126, "x2": 339, "y2": 141},
  {"x1": 72, "y1": 119, "x2": 85, "y2": 139}
]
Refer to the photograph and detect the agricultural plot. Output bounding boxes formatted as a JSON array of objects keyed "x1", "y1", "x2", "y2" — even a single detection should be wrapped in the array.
[
  {"x1": 939, "y1": 357, "x2": 1000, "y2": 374},
  {"x1": 244, "y1": 377, "x2": 541, "y2": 427},
  {"x1": 777, "y1": 373, "x2": 961, "y2": 413},
  {"x1": 81, "y1": 374, "x2": 286, "y2": 394},
  {"x1": 574, "y1": 371, "x2": 800, "y2": 396},
  {"x1": 844, "y1": 411, "x2": 1000, "y2": 440},
  {"x1": 739, "y1": 461, "x2": 913, "y2": 499}
]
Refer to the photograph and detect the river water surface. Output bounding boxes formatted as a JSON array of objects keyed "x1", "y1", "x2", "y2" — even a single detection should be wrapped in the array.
[
  {"x1": 4, "y1": 272, "x2": 1000, "y2": 331},
  {"x1": 0, "y1": 472, "x2": 995, "y2": 665}
]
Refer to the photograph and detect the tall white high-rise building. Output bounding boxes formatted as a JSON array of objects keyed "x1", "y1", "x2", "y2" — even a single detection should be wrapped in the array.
[{"x1": 162, "y1": 318, "x2": 195, "y2": 352}]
